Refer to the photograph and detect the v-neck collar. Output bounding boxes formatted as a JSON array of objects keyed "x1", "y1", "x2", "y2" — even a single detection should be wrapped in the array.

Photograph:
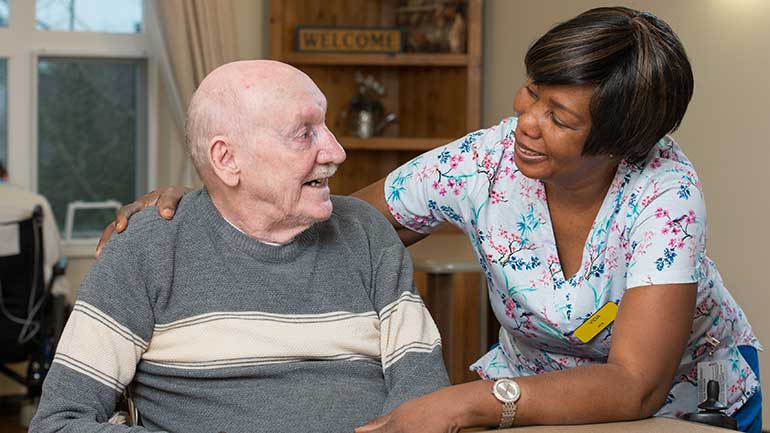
[{"x1": 538, "y1": 164, "x2": 625, "y2": 284}]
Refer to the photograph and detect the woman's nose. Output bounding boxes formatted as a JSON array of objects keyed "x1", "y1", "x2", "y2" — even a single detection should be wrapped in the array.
[{"x1": 517, "y1": 106, "x2": 541, "y2": 139}]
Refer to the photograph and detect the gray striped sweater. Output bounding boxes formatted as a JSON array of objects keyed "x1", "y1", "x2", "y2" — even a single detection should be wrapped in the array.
[{"x1": 30, "y1": 190, "x2": 449, "y2": 433}]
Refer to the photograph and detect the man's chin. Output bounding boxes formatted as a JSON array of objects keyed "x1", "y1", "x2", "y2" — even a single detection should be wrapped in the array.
[
  {"x1": 300, "y1": 201, "x2": 334, "y2": 224},
  {"x1": 315, "y1": 203, "x2": 334, "y2": 222}
]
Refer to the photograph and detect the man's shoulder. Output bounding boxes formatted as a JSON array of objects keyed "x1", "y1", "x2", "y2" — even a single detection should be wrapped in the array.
[
  {"x1": 329, "y1": 195, "x2": 402, "y2": 248},
  {"x1": 112, "y1": 189, "x2": 202, "y2": 247},
  {"x1": 331, "y1": 195, "x2": 388, "y2": 225}
]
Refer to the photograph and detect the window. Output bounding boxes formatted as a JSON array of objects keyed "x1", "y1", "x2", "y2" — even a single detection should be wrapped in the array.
[
  {"x1": 0, "y1": 0, "x2": 154, "y2": 244},
  {"x1": 38, "y1": 58, "x2": 147, "y2": 236},
  {"x1": 0, "y1": 0, "x2": 8, "y2": 27},
  {"x1": 36, "y1": 0, "x2": 142, "y2": 33},
  {"x1": 0, "y1": 59, "x2": 6, "y2": 167}
]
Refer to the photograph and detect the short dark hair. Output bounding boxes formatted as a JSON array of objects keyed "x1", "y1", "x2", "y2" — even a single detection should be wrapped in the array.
[{"x1": 525, "y1": 7, "x2": 694, "y2": 163}]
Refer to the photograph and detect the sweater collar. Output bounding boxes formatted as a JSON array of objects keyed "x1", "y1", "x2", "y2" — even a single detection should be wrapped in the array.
[{"x1": 198, "y1": 188, "x2": 318, "y2": 262}]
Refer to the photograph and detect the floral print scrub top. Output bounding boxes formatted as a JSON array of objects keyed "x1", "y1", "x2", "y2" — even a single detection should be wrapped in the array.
[{"x1": 385, "y1": 117, "x2": 761, "y2": 418}]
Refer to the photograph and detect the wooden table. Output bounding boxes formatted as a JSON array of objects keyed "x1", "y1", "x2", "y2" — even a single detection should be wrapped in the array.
[
  {"x1": 408, "y1": 233, "x2": 492, "y2": 384},
  {"x1": 486, "y1": 417, "x2": 734, "y2": 432}
]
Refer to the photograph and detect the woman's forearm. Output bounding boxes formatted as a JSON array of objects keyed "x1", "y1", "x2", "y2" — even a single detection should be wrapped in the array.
[{"x1": 458, "y1": 362, "x2": 662, "y2": 428}]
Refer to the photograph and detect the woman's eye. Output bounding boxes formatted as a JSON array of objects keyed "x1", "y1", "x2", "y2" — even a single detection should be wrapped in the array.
[
  {"x1": 526, "y1": 86, "x2": 538, "y2": 98},
  {"x1": 550, "y1": 112, "x2": 568, "y2": 129}
]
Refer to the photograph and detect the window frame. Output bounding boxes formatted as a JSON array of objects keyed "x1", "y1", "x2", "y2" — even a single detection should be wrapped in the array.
[
  {"x1": 0, "y1": 0, "x2": 157, "y2": 251},
  {"x1": 0, "y1": 1, "x2": 8, "y2": 27}
]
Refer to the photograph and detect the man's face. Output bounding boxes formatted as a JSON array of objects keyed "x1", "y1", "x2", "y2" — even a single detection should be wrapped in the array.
[{"x1": 238, "y1": 80, "x2": 346, "y2": 226}]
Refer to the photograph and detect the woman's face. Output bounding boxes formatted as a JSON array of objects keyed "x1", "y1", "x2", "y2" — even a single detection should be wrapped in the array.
[{"x1": 513, "y1": 80, "x2": 608, "y2": 185}]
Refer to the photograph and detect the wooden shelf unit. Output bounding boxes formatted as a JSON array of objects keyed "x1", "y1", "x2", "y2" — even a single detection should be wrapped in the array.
[
  {"x1": 285, "y1": 52, "x2": 469, "y2": 66},
  {"x1": 270, "y1": 0, "x2": 483, "y2": 196}
]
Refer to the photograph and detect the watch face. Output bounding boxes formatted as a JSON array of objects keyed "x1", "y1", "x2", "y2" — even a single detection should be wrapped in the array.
[{"x1": 493, "y1": 379, "x2": 521, "y2": 403}]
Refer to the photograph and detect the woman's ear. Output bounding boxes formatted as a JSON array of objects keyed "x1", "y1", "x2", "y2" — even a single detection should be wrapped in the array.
[{"x1": 208, "y1": 136, "x2": 240, "y2": 187}]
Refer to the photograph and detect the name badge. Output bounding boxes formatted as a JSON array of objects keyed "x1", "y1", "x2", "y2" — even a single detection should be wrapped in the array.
[
  {"x1": 573, "y1": 301, "x2": 618, "y2": 343},
  {"x1": 697, "y1": 360, "x2": 727, "y2": 406}
]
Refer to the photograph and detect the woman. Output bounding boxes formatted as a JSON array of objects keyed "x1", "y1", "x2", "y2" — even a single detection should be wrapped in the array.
[{"x1": 100, "y1": 7, "x2": 762, "y2": 432}]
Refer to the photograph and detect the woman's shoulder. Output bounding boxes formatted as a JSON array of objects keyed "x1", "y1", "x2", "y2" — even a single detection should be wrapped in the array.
[
  {"x1": 459, "y1": 116, "x2": 517, "y2": 147},
  {"x1": 626, "y1": 136, "x2": 702, "y2": 193},
  {"x1": 611, "y1": 136, "x2": 707, "y2": 232},
  {"x1": 489, "y1": 116, "x2": 518, "y2": 143},
  {"x1": 460, "y1": 117, "x2": 521, "y2": 169},
  {"x1": 640, "y1": 136, "x2": 697, "y2": 174}
]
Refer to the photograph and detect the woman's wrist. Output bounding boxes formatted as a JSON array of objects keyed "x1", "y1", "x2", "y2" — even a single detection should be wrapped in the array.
[{"x1": 453, "y1": 380, "x2": 502, "y2": 428}]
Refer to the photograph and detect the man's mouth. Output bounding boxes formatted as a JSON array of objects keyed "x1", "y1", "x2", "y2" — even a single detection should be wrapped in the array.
[
  {"x1": 304, "y1": 178, "x2": 329, "y2": 187},
  {"x1": 304, "y1": 166, "x2": 338, "y2": 188}
]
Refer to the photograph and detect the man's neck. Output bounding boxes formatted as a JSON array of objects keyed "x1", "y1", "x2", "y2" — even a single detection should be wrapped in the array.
[{"x1": 210, "y1": 192, "x2": 311, "y2": 245}]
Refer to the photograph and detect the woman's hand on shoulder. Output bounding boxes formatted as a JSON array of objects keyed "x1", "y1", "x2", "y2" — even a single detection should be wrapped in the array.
[{"x1": 95, "y1": 185, "x2": 192, "y2": 257}]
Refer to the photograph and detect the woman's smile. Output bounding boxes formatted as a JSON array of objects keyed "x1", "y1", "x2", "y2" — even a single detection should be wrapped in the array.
[{"x1": 514, "y1": 138, "x2": 548, "y2": 163}]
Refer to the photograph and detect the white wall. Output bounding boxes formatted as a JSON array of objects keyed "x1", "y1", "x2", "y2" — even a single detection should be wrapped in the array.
[{"x1": 484, "y1": 0, "x2": 770, "y2": 425}]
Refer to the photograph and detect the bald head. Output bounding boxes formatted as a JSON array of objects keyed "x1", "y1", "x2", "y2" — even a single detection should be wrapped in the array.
[{"x1": 185, "y1": 60, "x2": 323, "y2": 181}]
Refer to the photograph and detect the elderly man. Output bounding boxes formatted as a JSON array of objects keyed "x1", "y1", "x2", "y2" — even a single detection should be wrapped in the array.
[{"x1": 30, "y1": 61, "x2": 448, "y2": 433}]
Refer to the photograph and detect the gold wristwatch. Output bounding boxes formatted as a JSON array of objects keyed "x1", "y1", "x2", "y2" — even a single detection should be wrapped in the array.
[{"x1": 491, "y1": 378, "x2": 521, "y2": 429}]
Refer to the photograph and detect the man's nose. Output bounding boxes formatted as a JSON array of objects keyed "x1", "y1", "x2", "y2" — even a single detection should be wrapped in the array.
[{"x1": 317, "y1": 128, "x2": 346, "y2": 165}]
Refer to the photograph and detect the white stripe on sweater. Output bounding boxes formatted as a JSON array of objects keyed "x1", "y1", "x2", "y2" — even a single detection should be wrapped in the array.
[
  {"x1": 379, "y1": 291, "x2": 442, "y2": 370},
  {"x1": 143, "y1": 311, "x2": 382, "y2": 368},
  {"x1": 56, "y1": 297, "x2": 440, "y2": 374},
  {"x1": 54, "y1": 301, "x2": 146, "y2": 390}
]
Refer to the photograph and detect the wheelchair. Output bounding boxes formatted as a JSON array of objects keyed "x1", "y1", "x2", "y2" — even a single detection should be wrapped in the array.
[
  {"x1": 0, "y1": 205, "x2": 69, "y2": 404},
  {"x1": 0, "y1": 204, "x2": 140, "y2": 426}
]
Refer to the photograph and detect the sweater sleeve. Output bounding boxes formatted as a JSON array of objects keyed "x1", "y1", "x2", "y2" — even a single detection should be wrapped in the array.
[
  {"x1": 373, "y1": 240, "x2": 450, "y2": 414},
  {"x1": 29, "y1": 222, "x2": 167, "y2": 433}
]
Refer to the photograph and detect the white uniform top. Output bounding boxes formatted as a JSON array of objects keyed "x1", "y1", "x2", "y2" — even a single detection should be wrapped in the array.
[{"x1": 385, "y1": 117, "x2": 761, "y2": 417}]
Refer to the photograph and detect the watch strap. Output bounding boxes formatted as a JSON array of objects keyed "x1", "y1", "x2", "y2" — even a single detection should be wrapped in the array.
[{"x1": 499, "y1": 400, "x2": 517, "y2": 429}]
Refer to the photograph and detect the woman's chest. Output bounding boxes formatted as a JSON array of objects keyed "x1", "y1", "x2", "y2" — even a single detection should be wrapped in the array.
[
  {"x1": 548, "y1": 201, "x2": 604, "y2": 281},
  {"x1": 472, "y1": 194, "x2": 632, "y2": 355}
]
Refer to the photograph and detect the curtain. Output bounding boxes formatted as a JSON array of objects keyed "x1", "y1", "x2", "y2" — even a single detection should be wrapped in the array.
[{"x1": 147, "y1": 0, "x2": 239, "y2": 185}]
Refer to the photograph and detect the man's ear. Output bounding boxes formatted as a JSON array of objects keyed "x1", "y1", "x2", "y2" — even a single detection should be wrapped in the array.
[{"x1": 209, "y1": 137, "x2": 240, "y2": 187}]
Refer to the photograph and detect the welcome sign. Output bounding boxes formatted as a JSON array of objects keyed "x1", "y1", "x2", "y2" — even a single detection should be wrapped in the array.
[{"x1": 296, "y1": 27, "x2": 403, "y2": 53}]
